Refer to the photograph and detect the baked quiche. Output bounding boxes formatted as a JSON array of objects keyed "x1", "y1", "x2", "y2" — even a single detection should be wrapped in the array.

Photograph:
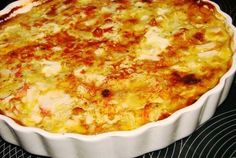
[{"x1": 0, "y1": 0, "x2": 234, "y2": 135}]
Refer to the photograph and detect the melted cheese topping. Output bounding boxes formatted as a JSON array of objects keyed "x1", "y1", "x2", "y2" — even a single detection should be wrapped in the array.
[
  {"x1": 0, "y1": 0, "x2": 234, "y2": 135},
  {"x1": 41, "y1": 60, "x2": 61, "y2": 77},
  {"x1": 137, "y1": 27, "x2": 169, "y2": 61}
]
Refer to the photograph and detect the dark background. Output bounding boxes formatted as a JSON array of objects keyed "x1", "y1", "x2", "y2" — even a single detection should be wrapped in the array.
[
  {"x1": 0, "y1": 0, "x2": 16, "y2": 9},
  {"x1": 0, "y1": 0, "x2": 236, "y2": 158}
]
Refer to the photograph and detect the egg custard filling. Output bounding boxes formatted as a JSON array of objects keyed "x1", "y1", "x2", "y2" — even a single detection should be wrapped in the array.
[{"x1": 0, "y1": 0, "x2": 234, "y2": 134}]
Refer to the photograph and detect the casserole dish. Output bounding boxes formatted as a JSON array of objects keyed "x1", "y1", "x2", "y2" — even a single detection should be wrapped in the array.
[{"x1": 0, "y1": 0, "x2": 235, "y2": 158}]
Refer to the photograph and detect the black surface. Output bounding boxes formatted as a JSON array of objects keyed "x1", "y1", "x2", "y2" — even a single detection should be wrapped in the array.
[{"x1": 0, "y1": 0, "x2": 236, "y2": 158}]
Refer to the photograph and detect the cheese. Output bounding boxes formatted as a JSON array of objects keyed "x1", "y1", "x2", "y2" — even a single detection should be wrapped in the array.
[
  {"x1": 41, "y1": 60, "x2": 61, "y2": 77},
  {"x1": 148, "y1": 107, "x2": 162, "y2": 122},
  {"x1": 85, "y1": 113, "x2": 94, "y2": 124},
  {"x1": 198, "y1": 50, "x2": 218, "y2": 57},
  {"x1": 35, "y1": 82, "x2": 51, "y2": 91},
  {"x1": 135, "y1": 2, "x2": 145, "y2": 7},
  {"x1": 141, "y1": 15, "x2": 149, "y2": 21},
  {"x1": 101, "y1": 6, "x2": 117, "y2": 13},
  {"x1": 52, "y1": 46, "x2": 62, "y2": 52},
  {"x1": 83, "y1": 74, "x2": 106, "y2": 86},
  {"x1": 77, "y1": 85, "x2": 88, "y2": 95},
  {"x1": 84, "y1": 18, "x2": 97, "y2": 26},
  {"x1": 31, "y1": 114, "x2": 43, "y2": 123},
  {"x1": 79, "y1": 0, "x2": 92, "y2": 5},
  {"x1": 137, "y1": 27, "x2": 169, "y2": 61},
  {"x1": 104, "y1": 115, "x2": 120, "y2": 124},
  {"x1": 196, "y1": 42, "x2": 217, "y2": 52},
  {"x1": 2, "y1": 95, "x2": 14, "y2": 103},
  {"x1": 38, "y1": 90, "x2": 73, "y2": 112},
  {"x1": 40, "y1": 23, "x2": 61, "y2": 34},
  {"x1": 145, "y1": 27, "x2": 170, "y2": 50},
  {"x1": 74, "y1": 67, "x2": 106, "y2": 86},
  {"x1": 94, "y1": 48, "x2": 105, "y2": 57},
  {"x1": 103, "y1": 30, "x2": 121, "y2": 42},
  {"x1": 137, "y1": 53, "x2": 160, "y2": 61},
  {"x1": 123, "y1": 93, "x2": 146, "y2": 110},
  {"x1": 22, "y1": 86, "x2": 39, "y2": 103},
  {"x1": 0, "y1": 69, "x2": 12, "y2": 78},
  {"x1": 74, "y1": 66, "x2": 88, "y2": 76},
  {"x1": 156, "y1": 7, "x2": 170, "y2": 16}
]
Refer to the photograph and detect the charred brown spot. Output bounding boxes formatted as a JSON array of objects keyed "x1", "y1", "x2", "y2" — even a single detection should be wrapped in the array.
[
  {"x1": 101, "y1": 89, "x2": 111, "y2": 97},
  {"x1": 126, "y1": 18, "x2": 139, "y2": 24},
  {"x1": 171, "y1": 72, "x2": 201, "y2": 85},
  {"x1": 193, "y1": 32, "x2": 204, "y2": 41},
  {"x1": 182, "y1": 74, "x2": 201, "y2": 84},
  {"x1": 46, "y1": 5, "x2": 57, "y2": 16},
  {"x1": 20, "y1": 22, "x2": 31, "y2": 30},
  {"x1": 104, "y1": 18, "x2": 113, "y2": 23},
  {"x1": 103, "y1": 27, "x2": 113, "y2": 33},
  {"x1": 83, "y1": 6, "x2": 97, "y2": 16},
  {"x1": 142, "y1": 0, "x2": 153, "y2": 3},
  {"x1": 15, "y1": 70, "x2": 23, "y2": 78},
  {"x1": 12, "y1": 118, "x2": 24, "y2": 126},
  {"x1": 93, "y1": 27, "x2": 104, "y2": 37},
  {"x1": 64, "y1": 0, "x2": 76, "y2": 4},
  {"x1": 149, "y1": 18, "x2": 158, "y2": 26},
  {"x1": 115, "y1": 0, "x2": 130, "y2": 4},
  {"x1": 186, "y1": 97, "x2": 198, "y2": 105},
  {"x1": 123, "y1": 31, "x2": 134, "y2": 38},
  {"x1": 106, "y1": 42, "x2": 128, "y2": 52},
  {"x1": 171, "y1": 72, "x2": 182, "y2": 84},
  {"x1": 0, "y1": 109, "x2": 4, "y2": 115},
  {"x1": 40, "y1": 107, "x2": 52, "y2": 117},
  {"x1": 72, "y1": 107, "x2": 84, "y2": 114},
  {"x1": 159, "y1": 112, "x2": 171, "y2": 120}
]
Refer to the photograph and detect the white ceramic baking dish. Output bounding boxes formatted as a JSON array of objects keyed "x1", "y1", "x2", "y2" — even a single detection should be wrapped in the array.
[{"x1": 0, "y1": 1, "x2": 235, "y2": 158}]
